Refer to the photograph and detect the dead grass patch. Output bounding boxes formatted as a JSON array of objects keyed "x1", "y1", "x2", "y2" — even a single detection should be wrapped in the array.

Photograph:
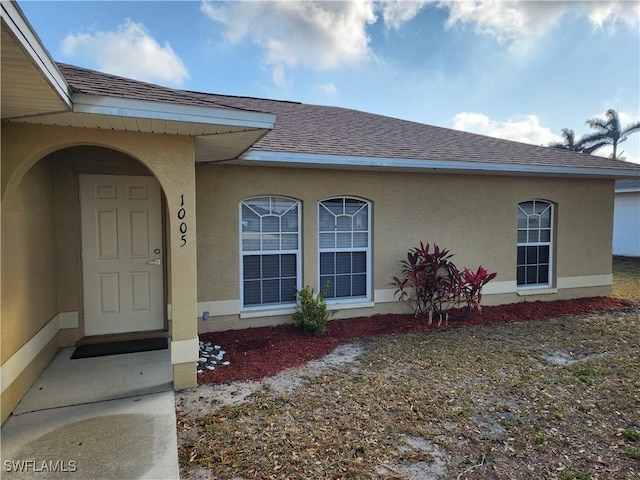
[{"x1": 178, "y1": 307, "x2": 640, "y2": 479}]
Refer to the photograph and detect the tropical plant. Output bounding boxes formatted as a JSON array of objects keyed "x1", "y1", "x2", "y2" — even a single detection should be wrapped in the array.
[
  {"x1": 391, "y1": 242, "x2": 496, "y2": 324},
  {"x1": 581, "y1": 109, "x2": 640, "y2": 159},
  {"x1": 292, "y1": 285, "x2": 330, "y2": 335},
  {"x1": 549, "y1": 128, "x2": 602, "y2": 154},
  {"x1": 460, "y1": 265, "x2": 498, "y2": 312}
]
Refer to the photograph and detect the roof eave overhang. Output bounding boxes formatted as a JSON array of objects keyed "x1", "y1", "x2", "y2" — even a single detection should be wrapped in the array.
[
  {"x1": 1, "y1": 1, "x2": 72, "y2": 112},
  {"x1": 7, "y1": 90, "x2": 275, "y2": 161},
  {"x1": 72, "y1": 93, "x2": 276, "y2": 130},
  {"x1": 72, "y1": 94, "x2": 275, "y2": 161},
  {"x1": 237, "y1": 151, "x2": 640, "y2": 179}
]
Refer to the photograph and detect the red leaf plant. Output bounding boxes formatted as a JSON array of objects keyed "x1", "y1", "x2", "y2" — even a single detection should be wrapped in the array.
[
  {"x1": 391, "y1": 242, "x2": 497, "y2": 325},
  {"x1": 461, "y1": 266, "x2": 498, "y2": 313}
]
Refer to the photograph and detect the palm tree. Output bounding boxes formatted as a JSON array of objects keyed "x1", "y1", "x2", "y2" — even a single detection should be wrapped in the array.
[
  {"x1": 581, "y1": 109, "x2": 640, "y2": 159},
  {"x1": 549, "y1": 128, "x2": 602, "y2": 154}
]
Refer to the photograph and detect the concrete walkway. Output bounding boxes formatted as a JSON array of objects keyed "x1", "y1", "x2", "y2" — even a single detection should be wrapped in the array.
[{"x1": 1, "y1": 347, "x2": 180, "y2": 480}]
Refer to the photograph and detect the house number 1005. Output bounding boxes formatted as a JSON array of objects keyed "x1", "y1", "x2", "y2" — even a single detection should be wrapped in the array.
[{"x1": 178, "y1": 194, "x2": 187, "y2": 247}]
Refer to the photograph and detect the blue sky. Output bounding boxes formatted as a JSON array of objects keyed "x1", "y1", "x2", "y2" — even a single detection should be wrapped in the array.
[{"x1": 19, "y1": 0, "x2": 640, "y2": 163}]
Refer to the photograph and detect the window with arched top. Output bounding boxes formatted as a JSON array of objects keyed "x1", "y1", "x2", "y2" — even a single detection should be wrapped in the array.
[
  {"x1": 240, "y1": 196, "x2": 301, "y2": 308},
  {"x1": 318, "y1": 197, "x2": 371, "y2": 300},
  {"x1": 517, "y1": 200, "x2": 553, "y2": 287}
]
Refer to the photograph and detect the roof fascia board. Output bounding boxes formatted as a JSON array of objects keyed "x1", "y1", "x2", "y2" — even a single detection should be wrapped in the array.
[
  {"x1": 72, "y1": 93, "x2": 276, "y2": 130},
  {"x1": 241, "y1": 150, "x2": 640, "y2": 178},
  {"x1": 1, "y1": 1, "x2": 72, "y2": 108}
]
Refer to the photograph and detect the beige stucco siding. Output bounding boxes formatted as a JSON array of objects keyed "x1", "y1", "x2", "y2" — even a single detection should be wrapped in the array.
[
  {"x1": 1, "y1": 159, "x2": 58, "y2": 363},
  {"x1": 196, "y1": 164, "x2": 613, "y2": 331},
  {"x1": 1, "y1": 159, "x2": 59, "y2": 422},
  {"x1": 555, "y1": 179, "x2": 614, "y2": 277}
]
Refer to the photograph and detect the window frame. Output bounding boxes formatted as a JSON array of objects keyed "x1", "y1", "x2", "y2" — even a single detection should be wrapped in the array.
[
  {"x1": 317, "y1": 196, "x2": 372, "y2": 304},
  {"x1": 516, "y1": 200, "x2": 554, "y2": 289},
  {"x1": 239, "y1": 196, "x2": 302, "y2": 312}
]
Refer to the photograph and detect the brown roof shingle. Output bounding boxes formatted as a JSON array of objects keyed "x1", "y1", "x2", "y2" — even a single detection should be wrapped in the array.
[{"x1": 58, "y1": 63, "x2": 640, "y2": 175}]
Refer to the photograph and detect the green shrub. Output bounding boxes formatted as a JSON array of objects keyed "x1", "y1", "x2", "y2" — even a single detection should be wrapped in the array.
[{"x1": 292, "y1": 285, "x2": 330, "y2": 335}]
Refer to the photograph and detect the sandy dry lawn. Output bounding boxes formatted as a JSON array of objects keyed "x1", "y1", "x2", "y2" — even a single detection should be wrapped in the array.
[{"x1": 177, "y1": 306, "x2": 640, "y2": 480}]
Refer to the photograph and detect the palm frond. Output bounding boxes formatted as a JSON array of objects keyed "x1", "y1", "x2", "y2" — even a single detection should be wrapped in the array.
[
  {"x1": 556, "y1": 110, "x2": 639, "y2": 159},
  {"x1": 621, "y1": 121, "x2": 640, "y2": 137},
  {"x1": 579, "y1": 132, "x2": 610, "y2": 147},
  {"x1": 580, "y1": 141, "x2": 608, "y2": 154},
  {"x1": 586, "y1": 117, "x2": 609, "y2": 131}
]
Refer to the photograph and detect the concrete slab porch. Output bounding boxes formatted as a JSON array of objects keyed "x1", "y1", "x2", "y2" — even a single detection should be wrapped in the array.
[{"x1": 1, "y1": 347, "x2": 180, "y2": 480}]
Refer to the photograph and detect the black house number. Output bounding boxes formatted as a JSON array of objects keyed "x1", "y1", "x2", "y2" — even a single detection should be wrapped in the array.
[{"x1": 178, "y1": 194, "x2": 187, "y2": 247}]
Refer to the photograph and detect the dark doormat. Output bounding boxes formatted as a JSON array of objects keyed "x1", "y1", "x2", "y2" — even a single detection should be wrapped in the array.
[{"x1": 71, "y1": 337, "x2": 168, "y2": 359}]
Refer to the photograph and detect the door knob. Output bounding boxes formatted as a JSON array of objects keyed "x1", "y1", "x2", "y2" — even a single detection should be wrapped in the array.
[{"x1": 147, "y1": 259, "x2": 161, "y2": 266}]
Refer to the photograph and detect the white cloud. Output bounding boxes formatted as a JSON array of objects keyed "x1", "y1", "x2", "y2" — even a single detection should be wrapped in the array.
[
  {"x1": 61, "y1": 20, "x2": 188, "y2": 86},
  {"x1": 438, "y1": 1, "x2": 639, "y2": 42},
  {"x1": 316, "y1": 82, "x2": 337, "y2": 96},
  {"x1": 452, "y1": 112, "x2": 562, "y2": 146},
  {"x1": 588, "y1": 1, "x2": 640, "y2": 29},
  {"x1": 452, "y1": 111, "x2": 640, "y2": 163},
  {"x1": 201, "y1": 0, "x2": 377, "y2": 76},
  {"x1": 379, "y1": 0, "x2": 429, "y2": 30},
  {"x1": 439, "y1": 1, "x2": 568, "y2": 42},
  {"x1": 272, "y1": 64, "x2": 287, "y2": 86}
]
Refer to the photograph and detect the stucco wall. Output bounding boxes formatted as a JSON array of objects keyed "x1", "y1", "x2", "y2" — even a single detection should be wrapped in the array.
[
  {"x1": 613, "y1": 191, "x2": 640, "y2": 257},
  {"x1": 1, "y1": 159, "x2": 58, "y2": 362},
  {"x1": 196, "y1": 164, "x2": 614, "y2": 331},
  {"x1": 1, "y1": 159, "x2": 59, "y2": 422}
]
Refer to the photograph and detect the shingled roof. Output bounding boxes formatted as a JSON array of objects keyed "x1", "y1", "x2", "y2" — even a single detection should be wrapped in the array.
[{"x1": 58, "y1": 63, "x2": 640, "y2": 176}]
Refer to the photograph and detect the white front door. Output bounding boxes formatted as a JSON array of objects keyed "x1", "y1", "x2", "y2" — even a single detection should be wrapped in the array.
[{"x1": 80, "y1": 174, "x2": 164, "y2": 336}]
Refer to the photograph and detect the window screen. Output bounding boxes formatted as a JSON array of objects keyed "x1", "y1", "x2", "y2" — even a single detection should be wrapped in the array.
[
  {"x1": 241, "y1": 197, "x2": 300, "y2": 307},
  {"x1": 517, "y1": 200, "x2": 553, "y2": 287},
  {"x1": 319, "y1": 198, "x2": 370, "y2": 300}
]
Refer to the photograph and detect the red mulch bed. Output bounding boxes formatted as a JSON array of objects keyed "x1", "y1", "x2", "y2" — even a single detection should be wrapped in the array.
[{"x1": 198, "y1": 297, "x2": 637, "y2": 385}]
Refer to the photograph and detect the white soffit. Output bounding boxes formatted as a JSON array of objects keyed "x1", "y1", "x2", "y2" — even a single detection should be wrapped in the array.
[
  {"x1": 195, "y1": 130, "x2": 271, "y2": 162},
  {"x1": 1, "y1": 2, "x2": 72, "y2": 119},
  {"x1": 16, "y1": 94, "x2": 274, "y2": 134}
]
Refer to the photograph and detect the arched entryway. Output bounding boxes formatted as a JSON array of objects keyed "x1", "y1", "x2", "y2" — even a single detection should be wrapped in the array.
[
  {"x1": 48, "y1": 146, "x2": 170, "y2": 341},
  {"x1": 1, "y1": 123, "x2": 199, "y2": 423}
]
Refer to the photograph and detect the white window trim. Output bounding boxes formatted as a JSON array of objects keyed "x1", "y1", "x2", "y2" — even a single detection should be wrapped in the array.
[
  {"x1": 517, "y1": 200, "x2": 554, "y2": 290},
  {"x1": 517, "y1": 287, "x2": 558, "y2": 296},
  {"x1": 318, "y1": 197, "x2": 372, "y2": 303},
  {"x1": 327, "y1": 300, "x2": 375, "y2": 310},
  {"x1": 240, "y1": 307, "x2": 297, "y2": 319},
  {"x1": 239, "y1": 196, "x2": 302, "y2": 311}
]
